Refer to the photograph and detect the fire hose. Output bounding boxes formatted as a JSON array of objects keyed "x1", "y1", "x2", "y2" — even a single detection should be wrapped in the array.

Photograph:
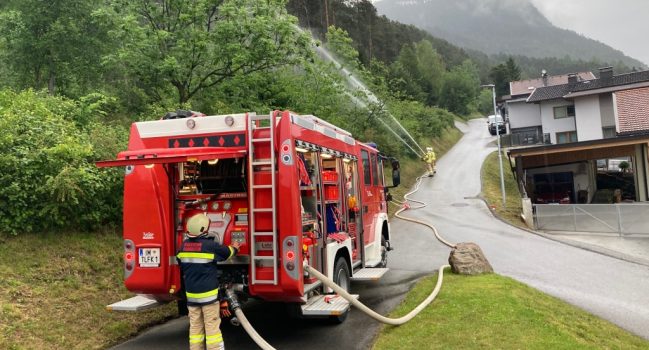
[
  {"x1": 392, "y1": 175, "x2": 456, "y2": 249},
  {"x1": 228, "y1": 174, "x2": 454, "y2": 349}
]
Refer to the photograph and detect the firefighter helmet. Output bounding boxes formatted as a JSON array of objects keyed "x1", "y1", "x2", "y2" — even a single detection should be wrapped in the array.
[
  {"x1": 426, "y1": 147, "x2": 433, "y2": 152},
  {"x1": 186, "y1": 213, "x2": 210, "y2": 237}
]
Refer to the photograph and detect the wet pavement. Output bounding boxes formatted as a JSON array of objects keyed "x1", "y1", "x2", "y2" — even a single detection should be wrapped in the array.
[{"x1": 112, "y1": 119, "x2": 649, "y2": 349}]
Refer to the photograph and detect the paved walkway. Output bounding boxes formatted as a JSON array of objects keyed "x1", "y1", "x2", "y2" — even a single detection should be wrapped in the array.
[{"x1": 539, "y1": 231, "x2": 649, "y2": 266}]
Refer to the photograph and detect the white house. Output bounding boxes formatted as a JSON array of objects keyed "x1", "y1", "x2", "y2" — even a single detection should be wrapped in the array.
[
  {"x1": 525, "y1": 67, "x2": 648, "y2": 144},
  {"x1": 506, "y1": 72, "x2": 594, "y2": 145},
  {"x1": 509, "y1": 68, "x2": 649, "y2": 205}
]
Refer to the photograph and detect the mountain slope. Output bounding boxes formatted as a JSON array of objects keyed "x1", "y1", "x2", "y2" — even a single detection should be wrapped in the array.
[
  {"x1": 375, "y1": 0, "x2": 646, "y2": 68},
  {"x1": 287, "y1": 0, "x2": 472, "y2": 68}
]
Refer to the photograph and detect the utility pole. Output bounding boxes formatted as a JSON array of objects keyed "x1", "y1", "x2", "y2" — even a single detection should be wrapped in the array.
[{"x1": 482, "y1": 84, "x2": 507, "y2": 209}]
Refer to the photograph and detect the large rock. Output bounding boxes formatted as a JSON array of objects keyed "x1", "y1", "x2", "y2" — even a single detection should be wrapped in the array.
[{"x1": 448, "y1": 242, "x2": 493, "y2": 275}]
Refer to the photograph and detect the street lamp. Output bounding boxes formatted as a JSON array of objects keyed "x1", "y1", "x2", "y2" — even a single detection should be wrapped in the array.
[{"x1": 482, "y1": 84, "x2": 506, "y2": 209}]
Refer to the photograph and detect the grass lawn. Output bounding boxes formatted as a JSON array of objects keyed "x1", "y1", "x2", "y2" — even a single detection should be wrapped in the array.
[
  {"x1": 481, "y1": 150, "x2": 525, "y2": 227},
  {"x1": 0, "y1": 230, "x2": 176, "y2": 350},
  {"x1": 373, "y1": 271, "x2": 648, "y2": 349}
]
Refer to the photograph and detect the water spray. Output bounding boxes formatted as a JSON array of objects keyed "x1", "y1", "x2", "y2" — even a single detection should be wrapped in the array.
[
  {"x1": 295, "y1": 25, "x2": 426, "y2": 157},
  {"x1": 346, "y1": 92, "x2": 423, "y2": 157}
]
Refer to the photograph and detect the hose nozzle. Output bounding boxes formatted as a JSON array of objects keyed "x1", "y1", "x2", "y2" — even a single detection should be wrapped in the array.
[{"x1": 225, "y1": 288, "x2": 241, "y2": 311}]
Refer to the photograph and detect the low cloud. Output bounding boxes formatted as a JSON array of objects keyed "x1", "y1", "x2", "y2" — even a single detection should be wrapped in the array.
[{"x1": 531, "y1": 0, "x2": 649, "y2": 66}]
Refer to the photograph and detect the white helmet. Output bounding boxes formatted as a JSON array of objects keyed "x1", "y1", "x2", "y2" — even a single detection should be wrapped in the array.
[
  {"x1": 426, "y1": 147, "x2": 433, "y2": 152},
  {"x1": 186, "y1": 213, "x2": 210, "y2": 237}
]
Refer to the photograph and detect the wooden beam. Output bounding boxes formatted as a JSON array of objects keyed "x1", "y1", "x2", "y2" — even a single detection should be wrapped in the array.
[
  {"x1": 510, "y1": 139, "x2": 649, "y2": 158},
  {"x1": 520, "y1": 145, "x2": 636, "y2": 169}
]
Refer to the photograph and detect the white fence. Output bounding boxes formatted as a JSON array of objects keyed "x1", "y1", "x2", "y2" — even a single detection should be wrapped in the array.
[{"x1": 534, "y1": 204, "x2": 649, "y2": 235}]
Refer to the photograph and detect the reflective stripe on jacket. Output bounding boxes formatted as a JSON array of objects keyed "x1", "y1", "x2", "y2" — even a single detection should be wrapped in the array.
[{"x1": 177, "y1": 236, "x2": 238, "y2": 306}]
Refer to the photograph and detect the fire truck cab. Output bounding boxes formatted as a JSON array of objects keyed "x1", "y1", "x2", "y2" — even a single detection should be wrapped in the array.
[{"x1": 98, "y1": 110, "x2": 398, "y2": 321}]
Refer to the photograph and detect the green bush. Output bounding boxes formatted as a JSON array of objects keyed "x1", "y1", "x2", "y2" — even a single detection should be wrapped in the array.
[{"x1": 0, "y1": 89, "x2": 127, "y2": 234}]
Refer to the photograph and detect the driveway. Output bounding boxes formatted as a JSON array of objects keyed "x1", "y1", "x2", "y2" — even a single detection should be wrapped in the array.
[{"x1": 112, "y1": 119, "x2": 649, "y2": 349}]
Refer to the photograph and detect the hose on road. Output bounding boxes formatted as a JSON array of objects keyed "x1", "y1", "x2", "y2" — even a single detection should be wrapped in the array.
[
  {"x1": 304, "y1": 264, "x2": 448, "y2": 326},
  {"x1": 232, "y1": 173, "x2": 455, "y2": 349},
  {"x1": 233, "y1": 308, "x2": 276, "y2": 350},
  {"x1": 393, "y1": 175, "x2": 456, "y2": 249}
]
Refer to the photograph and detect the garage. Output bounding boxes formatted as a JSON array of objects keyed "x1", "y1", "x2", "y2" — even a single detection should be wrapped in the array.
[{"x1": 508, "y1": 134, "x2": 649, "y2": 204}]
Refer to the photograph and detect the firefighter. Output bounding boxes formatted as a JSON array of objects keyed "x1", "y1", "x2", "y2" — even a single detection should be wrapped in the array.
[
  {"x1": 177, "y1": 213, "x2": 240, "y2": 350},
  {"x1": 423, "y1": 147, "x2": 436, "y2": 176}
]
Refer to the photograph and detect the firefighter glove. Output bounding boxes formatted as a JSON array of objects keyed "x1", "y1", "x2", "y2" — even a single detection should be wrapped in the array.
[{"x1": 220, "y1": 300, "x2": 231, "y2": 318}]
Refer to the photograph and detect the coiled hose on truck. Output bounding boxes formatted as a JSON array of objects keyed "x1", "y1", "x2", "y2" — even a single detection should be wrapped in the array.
[{"x1": 232, "y1": 174, "x2": 455, "y2": 350}]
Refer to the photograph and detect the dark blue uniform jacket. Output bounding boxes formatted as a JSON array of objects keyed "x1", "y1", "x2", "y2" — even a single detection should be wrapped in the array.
[{"x1": 177, "y1": 236, "x2": 237, "y2": 306}]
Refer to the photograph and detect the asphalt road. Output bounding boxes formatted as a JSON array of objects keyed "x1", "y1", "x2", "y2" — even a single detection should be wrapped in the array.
[{"x1": 112, "y1": 119, "x2": 649, "y2": 350}]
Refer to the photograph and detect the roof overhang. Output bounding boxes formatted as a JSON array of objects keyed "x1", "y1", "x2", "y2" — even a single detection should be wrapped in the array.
[
  {"x1": 564, "y1": 81, "x2": 649, "y2": 99},
  {"x1": 506, "y1": 97, "x2": 529, "y2": 103},
  {"x1": 508, "y1": 135, "x2": 649, "y2": 169}
]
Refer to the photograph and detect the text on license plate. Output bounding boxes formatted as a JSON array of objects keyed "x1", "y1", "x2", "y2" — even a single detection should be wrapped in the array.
[{"x1": 139, "y1": 248, "x2": 160, "y2": 267}]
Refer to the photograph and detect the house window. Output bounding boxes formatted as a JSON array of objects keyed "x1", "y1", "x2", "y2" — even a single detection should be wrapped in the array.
[
  {"x1": 602, "y1": 127, "x2": 616, "y2": 139},
  {"x1": 512, "y1": 126, "x2": 542, "y2": 145},
  {"x1": 556, "y1": 131, "x2": 577, "y2": 144},
  {"x1": 553, "y1": 105, "x2": 575, "y2": 119}
]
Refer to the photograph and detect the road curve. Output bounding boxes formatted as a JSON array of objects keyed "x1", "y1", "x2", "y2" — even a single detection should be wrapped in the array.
[{"x1": 112, "y1": 119, "x2": 649, "y2": 350}]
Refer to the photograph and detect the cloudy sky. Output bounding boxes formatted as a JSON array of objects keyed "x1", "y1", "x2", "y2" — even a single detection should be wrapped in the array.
[{"x1": 530, "y1": 0, "x2": 649, "y2": 66}]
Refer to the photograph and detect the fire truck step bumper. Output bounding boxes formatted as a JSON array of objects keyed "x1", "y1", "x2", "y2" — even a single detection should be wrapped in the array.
[
  {"x1": 106, "y1": 295, "x2": 164, "y2": 312},
  {"x1": 301, "y1": 294, "x2": 358, "y2": 316},
  {"x1": 350, "y1": 268, "x2": 389, "y2": 281}
]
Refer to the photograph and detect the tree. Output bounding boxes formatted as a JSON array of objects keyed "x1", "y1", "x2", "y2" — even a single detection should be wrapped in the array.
[
  {"x1": 489, "y1": 57, "x2": 521, "y2": 97},
  {"x1": 391, "y1": 40, "x2": 445, "y2": 106},
  {"x1": 0, "y1": 0, "x2": 116, "y2": 96},
  {"x1": 439, "y1": 60, "x2": 480, "y2": 115},
  {"x1": 0, "y1": 89, "x2": 126, "y2": 234},
  {"x1": 619, "y1": 161, "x2": 630, "y2": 173},
  {"x1": 326, "y1": 26, "x2": 361, "y2": 70},
  {"x1": 476, "y1": 89, "x2": 494, "y2": 115},
  {"x1": 116, "y1": 0, "x2": 312, "y2": 105},
  {"x1": 414, "y1": 40, "x2": 445, "y2": 106}
]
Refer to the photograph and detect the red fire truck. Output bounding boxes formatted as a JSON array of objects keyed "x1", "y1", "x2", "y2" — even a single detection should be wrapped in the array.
[{"x1": 98, "y1": 110, "x2": 399, "y2": 321}]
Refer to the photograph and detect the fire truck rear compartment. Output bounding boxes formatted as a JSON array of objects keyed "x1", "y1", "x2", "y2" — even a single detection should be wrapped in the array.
[{"x1": 176, "y1": 155, "x2": 283, "y2": 296}]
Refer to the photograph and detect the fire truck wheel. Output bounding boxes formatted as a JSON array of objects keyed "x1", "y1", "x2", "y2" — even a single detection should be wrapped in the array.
[
  {"x1": 377, "y1": 237, "x2": 388, "y2": 268},
  {"x1": 330, "y1": 257, "x2": 351, "y2": 324}
]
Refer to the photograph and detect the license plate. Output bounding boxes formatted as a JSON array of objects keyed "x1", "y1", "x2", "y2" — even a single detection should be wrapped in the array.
[{"x1": 139, "y1": 248, "x2": 160, "y2": 267}]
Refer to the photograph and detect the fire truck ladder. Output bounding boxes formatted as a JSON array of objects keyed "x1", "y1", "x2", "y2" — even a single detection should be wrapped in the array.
[{"x1": 248, "y1": 113, "x2": 278, "y2": 285}]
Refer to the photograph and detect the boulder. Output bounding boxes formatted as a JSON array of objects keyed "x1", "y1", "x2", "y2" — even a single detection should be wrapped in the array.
[{"x1": 448, "y1": 242, "x2": 493, "y2": 275}]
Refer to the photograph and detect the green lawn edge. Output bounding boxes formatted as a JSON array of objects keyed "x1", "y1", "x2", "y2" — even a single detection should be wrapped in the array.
[
  {"x1": 372, "y1": 272, "x2": 648, "y2": 350},
  {"x1": 480, "y1": 150, "x2": 525, "y2": 227}
]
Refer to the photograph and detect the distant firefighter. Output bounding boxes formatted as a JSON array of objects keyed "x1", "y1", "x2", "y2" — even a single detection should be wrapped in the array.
[{"x1": 423, "y1": 147, "x2": 436, "y2": 177}]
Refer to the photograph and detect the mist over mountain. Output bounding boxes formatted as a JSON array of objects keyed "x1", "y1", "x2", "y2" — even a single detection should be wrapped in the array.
[{"x1": 374, "y1": 0, "x2": 646, "y2": 69}]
